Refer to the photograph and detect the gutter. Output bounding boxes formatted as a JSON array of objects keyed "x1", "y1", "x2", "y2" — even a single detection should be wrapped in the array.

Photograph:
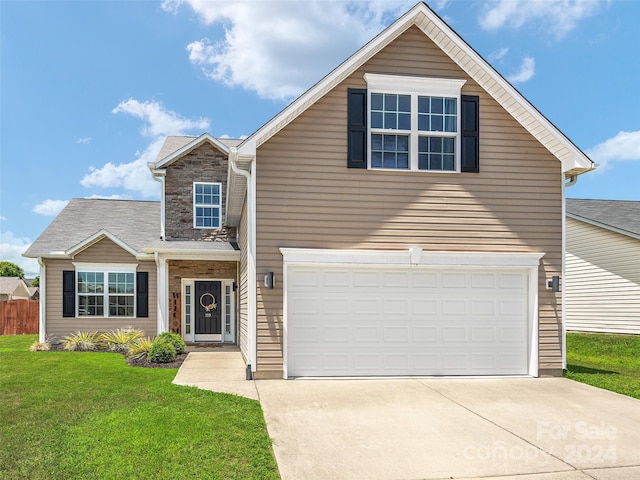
[{"x1": 229, "y1": 147, "x2": 257, "y2": 375}]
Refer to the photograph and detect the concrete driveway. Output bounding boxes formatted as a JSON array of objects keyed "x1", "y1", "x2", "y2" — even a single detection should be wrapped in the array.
[{"x1": 255, "y1": 377, "x2": 640, "y2": 480}]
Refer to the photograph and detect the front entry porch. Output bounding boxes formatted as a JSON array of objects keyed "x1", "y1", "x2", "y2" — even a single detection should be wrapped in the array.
[{"x1": 166, "y1": 259, "x2": 238, "y2": 345}]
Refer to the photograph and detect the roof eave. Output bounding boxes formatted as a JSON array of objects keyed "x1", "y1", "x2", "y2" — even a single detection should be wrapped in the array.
[
  {"x1": 155, "y1": 133, "x2": 230, "y2": 169},
  {"x1": 237, "y1": 2, "x2": 595, "y2": 171}
]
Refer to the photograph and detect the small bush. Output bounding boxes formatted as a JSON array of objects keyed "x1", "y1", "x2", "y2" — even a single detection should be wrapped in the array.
[
  {"x1": 100, "y1": 328, "x2": 144, "y2": 352},
  {"x1": 61, "y1": 331, "x2": 100, "y2": 351},
  {"x1": 157, "y1": 331, "x2": 186, "y2": 354},
  {"x1": 30, "y1": 340, "x2": 50, "y2": 351},
  {"x1": 127, "y1": 337, "x2": 154, "y2": 360},
  {"x1": 148, "y1": 340, "x2": 176, "y2": 363}
]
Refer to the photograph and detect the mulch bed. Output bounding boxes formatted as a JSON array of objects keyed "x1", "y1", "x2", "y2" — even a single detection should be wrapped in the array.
[{"x1": 48, "y1": 343, "x2": 187, "y2": 369}]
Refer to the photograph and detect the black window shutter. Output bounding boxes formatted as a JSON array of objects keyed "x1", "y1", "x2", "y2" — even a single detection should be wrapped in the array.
[
  {"x1": 62, "y1": 270, "x2": 75, "y2": 317},
  {"x1": 347, "y1": 88, "x2": 367, "y2": 169},
  {"x1": 461, "y1": 95, "x2": 480, "y2": 173},
  {"x1": 136, "y1": 272, "x2": 149, "y2": 318}
]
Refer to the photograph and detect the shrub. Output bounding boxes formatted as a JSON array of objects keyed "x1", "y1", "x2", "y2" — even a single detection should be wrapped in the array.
[
  {"x1": 30, "y1": 340, "x2": 50, "y2": 351},
  {"x1": 127, "y1": 337, "x2": 154, "y2": 360},
  {"x1": 61, "y1": 331, "x2": 100, "y2": 351},
  {"x1": 148, "y1": 340, "x2": 176, "y2": 363},
  {"x1": 100, "y1": 328, "x2": 144, "y2": 352},
  {"x1": 157, "y1": 331, "x2": 186, "y2": 355}
]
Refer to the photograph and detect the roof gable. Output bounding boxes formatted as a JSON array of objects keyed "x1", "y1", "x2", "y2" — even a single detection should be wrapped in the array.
[
  {"x1": 567, "y1": 199, "x2": 640, "y2": 240},
  {"x1": 236, "y1": 2, "x2": 593, "y2": 176},
  {"x1": 0, "y1": 277, "x2": 30, "y2": 297},
  {"x1": 153, "y1": 133, "x2": 235, "y2": 169}
]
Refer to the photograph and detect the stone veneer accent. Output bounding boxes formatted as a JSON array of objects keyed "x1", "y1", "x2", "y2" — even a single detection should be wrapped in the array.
[
  {"x1": 164, "y1": 142, "x2": 236, "y2": 241},
  {"x1": 167, "y1": 260, "x2": 238, "y2": 334}
]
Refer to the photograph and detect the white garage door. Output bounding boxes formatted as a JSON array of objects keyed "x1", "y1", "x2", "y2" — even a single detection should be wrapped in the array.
[{"x1": 286, "y1": 265, "x2": 530, "y2": 377}]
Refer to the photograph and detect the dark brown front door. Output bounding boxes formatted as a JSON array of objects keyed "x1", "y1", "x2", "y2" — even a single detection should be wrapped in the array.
[{"x1": 195, "y1": 281, "x2": 222, "y2": 336}]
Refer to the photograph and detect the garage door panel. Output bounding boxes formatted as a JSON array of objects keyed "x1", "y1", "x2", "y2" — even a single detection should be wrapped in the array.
[{"x1": 286, "y1": 266, "x2": 530, "y2": 377}]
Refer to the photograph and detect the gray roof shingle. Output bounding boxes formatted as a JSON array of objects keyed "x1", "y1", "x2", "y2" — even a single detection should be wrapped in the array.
[
  {"x1": 24, "y1": 198, "x2": 237, "y2": 257},
  {"x1": 24, "y1": 199, "x2": 161, "y2": 257},
  {"x1": 566, "y1": 199, "x2": 640, "y2": 237}
]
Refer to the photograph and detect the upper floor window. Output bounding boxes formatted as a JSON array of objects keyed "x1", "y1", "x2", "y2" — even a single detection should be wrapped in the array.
[
  {"x1": 194, "y1": 182, "x2": 221, "y2": 228},
  {"x1": 365, "y1": 74, "x2": 466, "y2": 172}
]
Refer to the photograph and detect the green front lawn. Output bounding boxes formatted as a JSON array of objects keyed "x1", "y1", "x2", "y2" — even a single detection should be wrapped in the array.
[
  {"x1": 0, "y1": 335, "x2": 279, "y2": 479},
  {"x1": 565, "y1": 332, "x2": 640, "y2": 400}
]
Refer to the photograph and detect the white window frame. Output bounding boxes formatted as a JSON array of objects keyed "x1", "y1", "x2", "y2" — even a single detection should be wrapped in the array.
[
  {"x1": 364, "y1": 73, "x2": 466, "y2": 173},
  {"x1": 193, "y1": 182, "x2": 222, "y2": 229},
  {"x1": 73, "y1": 263, "x2": 137, "y2": 318}
]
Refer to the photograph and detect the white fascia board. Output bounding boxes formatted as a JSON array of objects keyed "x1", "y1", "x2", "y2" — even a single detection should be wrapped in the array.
[
  {"x1": 280, "y1": 248, "x2": 544, "y2": 268},
  {"x1": 155, "y1": 133, "x2": 229, "y2": 169},
  {"x1": 66, "y1": 230, "x2": 140, "y2": 258},
  {"x1": 567, "y1": 213, "x2": 640, "y2": 241},
  {"x1": 142, "y1": 248, "x2": 240, "y2": 261},
  {"x1": 237, "y1": 2, "x2": 593, "y2": 174},
  {"x1": 237, "y1": 4, "x2": 420, "y2": 156}
]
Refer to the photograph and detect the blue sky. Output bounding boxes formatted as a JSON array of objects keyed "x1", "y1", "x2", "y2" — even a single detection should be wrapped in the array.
[{"x1": 2, "y1": 0, "x2": 639, "y2": 276}]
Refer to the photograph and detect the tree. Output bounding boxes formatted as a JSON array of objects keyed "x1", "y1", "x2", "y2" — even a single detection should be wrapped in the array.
[
  {"x1": 0, "y1": 261, "x2": 25, "y2": 279},
  {"x1": 32, "y1": 275, "x2": 40, "y2": 287}
]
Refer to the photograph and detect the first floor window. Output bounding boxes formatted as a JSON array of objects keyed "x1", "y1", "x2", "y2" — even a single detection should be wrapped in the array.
[
  {"x1": 77, "y1": 269, "x2": 135, "y2": 317},
  {"x1": 194, "y1": 182, "x2": 221, "y2": 228}
]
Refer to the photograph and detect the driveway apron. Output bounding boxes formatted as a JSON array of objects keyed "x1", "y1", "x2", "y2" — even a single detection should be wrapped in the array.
[{"x1": 254, "y1": 377, "x2": 640, "y2": 480}]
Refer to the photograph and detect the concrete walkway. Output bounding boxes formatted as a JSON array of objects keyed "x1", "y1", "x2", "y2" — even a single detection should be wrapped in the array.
[
  {"x1": 173, "y1": 351, "x2": 640, "y2": 480},
  {"x1": 172, "y1": 348, "x2": 259, "y2": 400}
]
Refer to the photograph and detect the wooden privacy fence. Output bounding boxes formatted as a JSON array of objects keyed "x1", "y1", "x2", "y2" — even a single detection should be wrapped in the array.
[{"x1": 0, "y1": 299, "x2": 39, "y2": 335}]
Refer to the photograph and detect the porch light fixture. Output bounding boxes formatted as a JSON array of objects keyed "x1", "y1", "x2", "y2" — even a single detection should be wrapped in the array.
[{"x1": 264, "y1": 272, "x2": 275, "y2": 289}]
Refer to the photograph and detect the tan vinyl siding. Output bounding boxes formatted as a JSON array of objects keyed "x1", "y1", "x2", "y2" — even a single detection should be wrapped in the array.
[
  {"x1": 238, "y1": 200, "x2": 250, "y2": 360},
  {"x1": 44, "y1": 238, "x2": 157, "y2": 340},
  {"x1": 253, "y1": 26, "x2": 563, "y2": 374},
  {"x1": 566, "y1": 218, "x2": 640, "y2": 334}
]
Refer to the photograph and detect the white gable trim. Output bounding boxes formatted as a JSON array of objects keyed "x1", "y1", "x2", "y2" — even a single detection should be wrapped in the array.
[
  {"x1": 154, "y1": 133, "x2": 230, "y2": 169},
  {"x1": 567, "y1": 213, "x2": 640, "y2": 242},
  {"x1": 236, "y1": 2, "x2": 593, "y2": 175},
  {"x1": 65, "y1": 229, "x2": 143, "y2": 258}
]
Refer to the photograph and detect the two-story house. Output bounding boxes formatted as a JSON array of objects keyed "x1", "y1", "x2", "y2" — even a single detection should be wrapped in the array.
[{"x1": 25, "y1": 3, "x2": 594, "y2": 379}]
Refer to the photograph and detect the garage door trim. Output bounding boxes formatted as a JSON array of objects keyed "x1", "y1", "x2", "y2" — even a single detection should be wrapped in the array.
[{"x1": 281, "y1": 248, "x2": 544, "y2": 379}]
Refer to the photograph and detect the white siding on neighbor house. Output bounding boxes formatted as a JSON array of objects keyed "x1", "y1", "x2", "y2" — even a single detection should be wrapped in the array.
[{"x1": 566, "y1": 217, "x2": 640, "y2": 334}]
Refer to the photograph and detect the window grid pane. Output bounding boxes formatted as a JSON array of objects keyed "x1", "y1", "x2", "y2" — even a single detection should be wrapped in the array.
[
  {"x1": 194, "y1": 183, "x2": 221, "y2": 229},
  {"x1": 109, "y1": 296, "x2": 134, "y2": 317},
  {"x1": 371, "y1": 93, "x2": 411, "y2": 131},
  {"x1": 418, "y1": 96, "x2": 457, "y2": 133},
  {"x1": 371, "y1": 134, "x2": 409, "y2": 169},
  {"x1": 418, "y1": 136, "x2": 456, "y2": 171}
]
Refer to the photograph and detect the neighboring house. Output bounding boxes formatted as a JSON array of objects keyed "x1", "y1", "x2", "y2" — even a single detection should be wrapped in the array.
[
  {"x1": 566, "y1": 199, "x2": 640, "y2": 335},
  {"x1": 25, "y1": 3, "x2": 595, "y2": 378},
  {"x1": 0, "y1": 277, "x2": 32, "y2": 301}
]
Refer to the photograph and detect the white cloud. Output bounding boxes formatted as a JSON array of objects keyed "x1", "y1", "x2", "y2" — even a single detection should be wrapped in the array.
[
  {"x1": 587, "y1": 131, "x2": 640, "y2": 169},
  {"x1": 86, "y1": 194, "x2": 132, "y2": 200},
  {"x1": 76, "y1": 137, "x2": 92, "y2": 145},
  {"x1": 112, "y1": 99, "x2": 209, "y2": 138},
  {"x1": 0, "y1": 231, "x2": 39, "y2": 277},
  {"x1": 81, "y1": 99, "x2": 210, "y2": 197},
  {"x1": 33, "y1": 199, "x2": 69, "y2": 216},
  {"x1": 488, "y1": 47, "x2": 509, "y2": 63},
  {"x1": 479, "y1": 0, "x2": 603, "y2": 40},
  {"x1": 0, "y1": 216, "x2": 6, "y2": 221},
  {"x1": 173, "y1": 0, "x2": 413, "y2": 100},
  {"x1": 507, "y1": 56, "x2": 535, "y2": 83}
]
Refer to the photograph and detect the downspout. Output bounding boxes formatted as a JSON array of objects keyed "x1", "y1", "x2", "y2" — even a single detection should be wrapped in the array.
[
  {"x1": 38, "y1": 258, "x2": 46, "y2": 343},
  {"x1": 229, "y1": 148, "x2": 257, "y2": 375},
  {"x1": 561, "y1": 174, "x2": 577, "y2": 370},
  {"x1": 152, "y1": 172, "x2": 166, "y2": 239}
]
